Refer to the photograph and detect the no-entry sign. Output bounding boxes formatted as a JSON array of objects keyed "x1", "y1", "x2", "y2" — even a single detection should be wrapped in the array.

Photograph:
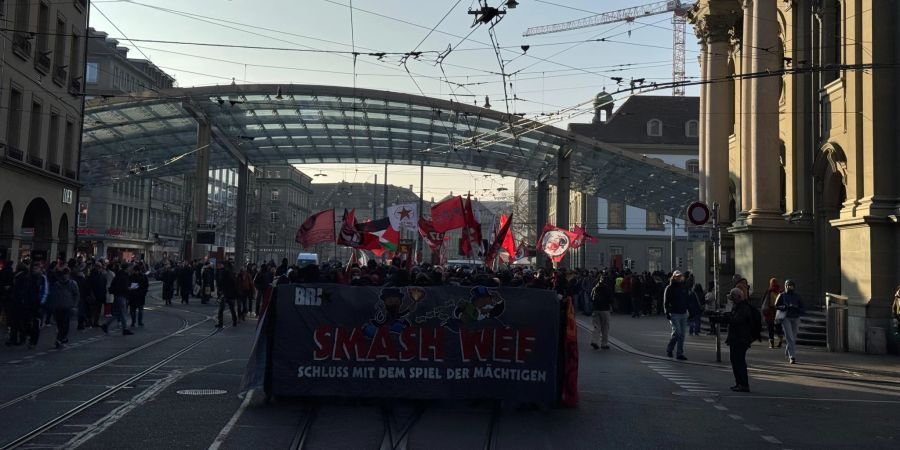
[{"x1": 687, "y1": 202, "x2": 711, "y2": 226}]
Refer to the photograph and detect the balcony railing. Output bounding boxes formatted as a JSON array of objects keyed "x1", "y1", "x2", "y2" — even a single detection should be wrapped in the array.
[
  {"x1": 65, "y1": 168, "x2": 77, "y2": 179},
  {"x1": 12, "y1": 33, "x2": 32, "y2": 60},
  {"x1": 48, "y1": 162, "x2": 60, "y2": 174},
  {"x1": 28, "y1": 155, "x2": 44, "y2": 169},
  {"x1": 7, "y1": 146, "x2": 24, "y2": 161},
  {"x1": 35, "y1": 52, "x2": 52, "y2": 74}
]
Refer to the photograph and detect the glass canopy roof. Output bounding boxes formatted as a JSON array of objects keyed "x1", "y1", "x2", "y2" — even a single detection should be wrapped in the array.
[{"x1": 81, "y1": 84, "x2": 699, "y2": 218}]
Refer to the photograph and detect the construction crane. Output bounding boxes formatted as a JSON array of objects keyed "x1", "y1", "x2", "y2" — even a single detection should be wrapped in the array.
[{"x1": 523, "y1": 0, "x2": 694, "y2": 96}]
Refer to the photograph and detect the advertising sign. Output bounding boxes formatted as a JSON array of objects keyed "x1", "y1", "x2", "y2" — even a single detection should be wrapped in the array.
[{"x1": 267, "y1": 284, "x2": 560, "y2": 403}]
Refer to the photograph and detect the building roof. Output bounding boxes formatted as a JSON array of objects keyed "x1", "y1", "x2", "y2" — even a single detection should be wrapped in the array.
[
  {"x1": 81, "y1": 84, "x2": 699, "y2": 219},
  {"x1": 569, "y1": 95, "x2": 700, "y2": 146}
]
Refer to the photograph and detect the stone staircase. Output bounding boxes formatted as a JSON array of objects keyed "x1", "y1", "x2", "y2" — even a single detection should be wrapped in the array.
[{"x1": 701, "y1": 309, "x2": 827, "y2": 347}]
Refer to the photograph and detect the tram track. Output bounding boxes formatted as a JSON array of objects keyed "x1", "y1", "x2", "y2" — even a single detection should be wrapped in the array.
[{"x1": 0, "y1": 306, "x2": 218, "y2": 449}]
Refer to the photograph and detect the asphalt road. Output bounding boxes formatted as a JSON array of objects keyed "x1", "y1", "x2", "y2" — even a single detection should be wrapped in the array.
[{"x1": 2, "y1": 286, "x2": 898, "y2": 449}]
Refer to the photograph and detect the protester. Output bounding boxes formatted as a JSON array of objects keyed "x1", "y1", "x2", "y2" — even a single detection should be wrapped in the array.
[
  {"x1": 160, "y1": 264, "x2": 176, "y2": 306},
  {"x1": 237, "y1": 266, "x2": 254, "y2": 321},
  {"x1": 590, "y1": 274, "x2": 613, "y2": 350},
  {"x1": 9, "y1": 263, "x2": 45, "y2": 347},
  {"x1": 688, "y1": 283, "x2": 703, "y2": 336},
  {"x1": 177, "y1": 261, "x2": 193, "y2": 305},
  {"x1": 726, "y1": 283, "x2": 761, "y2": 392},
  {"x1": 48, "y1": 268, "x2": 79, "y2": 348},
  {"x1": 775, "y1": 279, "x2": 804, "y2": 364},
  {"x1": 201, "y1": 263, "x2": 215, "y2": 304},
  {"x1": 129, "y1": 264, "x2": 149, "y2": 328},
  {"x1": 664, "y1": 270, "x2": 689, "y2": 360},
  {"x1": 760, "y1": 278, "x2": 784, "y2": 349},
  {"x1": 73, "y1": 268, "x2": 93, "y2": 330},
  {"x1": 101, "y1": 264, "x2": 134, "y2": 336},
  {"x1": 216, "y1": 262, "x2": 239, "y2": 328}
]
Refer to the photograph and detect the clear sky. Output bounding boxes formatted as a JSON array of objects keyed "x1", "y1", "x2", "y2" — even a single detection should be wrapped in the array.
[{"x1": 89, "y1": 0, "x2": 701, "y2": 201}]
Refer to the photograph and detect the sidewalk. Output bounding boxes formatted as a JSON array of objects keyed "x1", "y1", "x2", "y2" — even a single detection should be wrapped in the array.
[{"x1": 577, "y1": 312, "x2": 900, "y2": 384}]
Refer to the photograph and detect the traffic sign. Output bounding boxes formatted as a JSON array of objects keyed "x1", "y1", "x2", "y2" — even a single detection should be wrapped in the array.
[
  {"x1": 687, "y1": 226, "x2": 712, "y2": 242},
  {"x1": 687, "y1": 202, "x2": 711, "y2": 226}
]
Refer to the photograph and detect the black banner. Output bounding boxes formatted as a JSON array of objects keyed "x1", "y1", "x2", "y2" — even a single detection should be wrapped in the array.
[{"x1": 268, "y1": 284, "x2": 560, "y2": 403}]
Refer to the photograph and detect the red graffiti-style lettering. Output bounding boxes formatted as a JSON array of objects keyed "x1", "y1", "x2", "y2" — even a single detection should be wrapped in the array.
[
  {"x1": 333, "y1": 327, "x2": 370, "y2": 361},
  {"x1": 313, "y1": 324, "x2": 334, "y2": 360},
  {"x1": 366, "y1": 326, "x2": 399, "y2": 361},
  {"x1": 459, "y1": 328, "x2": 491, "y2": 362}
]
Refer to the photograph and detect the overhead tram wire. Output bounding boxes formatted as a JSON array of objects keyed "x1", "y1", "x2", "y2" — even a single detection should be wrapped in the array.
[{"x1": 92, "y1": 3, "x2": 155, "y2": 64}]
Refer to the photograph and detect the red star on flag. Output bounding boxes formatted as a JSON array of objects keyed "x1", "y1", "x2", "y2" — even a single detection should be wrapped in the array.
[{"x1": 398, "y1": 207, "x2": 413, "y2": 219}]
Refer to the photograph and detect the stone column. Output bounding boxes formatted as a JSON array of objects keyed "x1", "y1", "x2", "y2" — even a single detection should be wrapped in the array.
[
  {"x1": 705, "y1": 27, "x2": 731, "y2": 212},
  {"x1": 748, "y1": 0, "x2": 782, "y2": 219},
  {"x1": 234, "y1": 163, "x2": 249, "y2": 266},
  {"x1": 739, "y1": 0, "x2": 754, "y2": 215},
  {"x1": 191, "y1": 120, "x2": 211, "y2": 260},
  {"x1": 698, "y1": 42, "x2": 708, "y2": 203}
]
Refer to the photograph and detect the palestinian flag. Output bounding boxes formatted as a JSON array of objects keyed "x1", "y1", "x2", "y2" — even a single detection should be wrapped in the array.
[{"x1": 355, "y1": 217, "x2": 399, "y2": 251}]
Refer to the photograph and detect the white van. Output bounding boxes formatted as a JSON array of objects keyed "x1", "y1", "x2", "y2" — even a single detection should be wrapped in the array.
[{"x1": 296, "y1": 252, "x2": 319, "y2": 267}]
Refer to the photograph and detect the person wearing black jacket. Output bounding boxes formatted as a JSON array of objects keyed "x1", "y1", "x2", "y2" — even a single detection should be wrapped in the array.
[
  {"x1": 726, "y1": 290, "x2": 760, "y2": 392},
  {"x1": 177, "y1": 261, "x2": 194, "y2": 305},
  {"x1": 253, "y1": 264, "x2": 273, "y2": 316},
  {"x1": 160, "y1": 264, "x2": 176, "y2": 306},
  {"x1": 129, "y1": 265, "x2": 149, "y2": 327},
  {"x1": 200, "y1": 263, "x2": 215, "y2": 304},
  {"x1": 101, "y1": 265, "x2": 133, "y2": 336},
  {"x1": 216, "y1": 262, "x2": 239, "y2": 328},
  {"x1": 664, "y1": 270, "x2": 690, "y2": 360},
  {"x1": 590, "y1": 274, "x2": 613, "y2": 350}
]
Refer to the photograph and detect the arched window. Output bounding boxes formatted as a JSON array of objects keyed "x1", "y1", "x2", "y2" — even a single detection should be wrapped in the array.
[
  {"x1": 685, "y1": 120, "x2": 698, "y2": 137},
  {"x1": 646, "y1": 119, "x2": 662, "y2": 137}
]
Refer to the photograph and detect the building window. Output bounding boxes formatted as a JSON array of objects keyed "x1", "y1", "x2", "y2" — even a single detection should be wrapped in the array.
[
  {"x1": 86, "y1": 62, "x2": 98, "y2": 83},
  {"x1": 685, "y1": 120, "x2": 698, "y2": 137},
  {"x1": 271, "y1": 189, "x2": 279, "y2": 201},
  {"x1": 53, "y1": 19, "x2": 66, "y2": 75},
  {"x1": 686, "y1": 247, "x2": 694, "y2": 273},
  {"x1": 607, "y1": 201, "x2": 625, "y2": 229},
  {"x1": 685, "y1": 159, "x2": 700, "y2": 174},
  {"x1": 270, "y1": 211, "x2": 278, "y2": 223},
  {"x1": 646, "y1": 210, "x2": 665, "y2": 231},
  {"x1": 28, "y1": 100, "x2": 43, "y2": 163},
  {"x1": 647, "y1": 247, "x2": 663, "y2": 272},
  {"x1": 646, "y1": 119, "x2": 662, "y2": 137},
  {"x1": 63, "y1": 120, "x2": 75, "y2": 173},
  {"x1": 268, "y1": 232, "x2": 277, "y2": 245},
  {"x1": 7, "y1": 87, "x2": 23, "y2": 151},
  {"x1": 47, "y1": 112, "x2": 60, "y2": 168}
]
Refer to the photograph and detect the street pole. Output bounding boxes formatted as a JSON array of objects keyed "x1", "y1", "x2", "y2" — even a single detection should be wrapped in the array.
[
  {"x1": 383, "y1": 162, "x2": 388, "y2": 218},
  {"x1": 372, "y1": 174, "x2": 377, "y2": 221},
  {"x1": 670, "y1": 218, "x2": 676, "y2": 272},
  {"x1": 713, "y1": 202, "x2": 722, "y2": 363},
  {"x1": 418, "y1": 158, "x2": 424, "y2": 259}
]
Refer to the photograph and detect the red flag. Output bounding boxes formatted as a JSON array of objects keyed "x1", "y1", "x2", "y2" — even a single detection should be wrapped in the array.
[
  {"x1": 484, "y1": 212, "x2": 513, "y2": 266},
  {"x1": 418, "y1": 216, "x2": 445, "y2": 250},
  {"x1": 336, "y1": 209, "x2": 362, "y2": 247},
  {"x1": 499, "y1": 214, "x2": 516, "y2": 262},
  {"x1": 296, "y1": 209, "x2": 335, "y2": 248},
  {"x1": 570, "y1": 225, "x2": 598, "y2": 249},
  {"x1": 462, "y1": 195, "x2": 483, "y2": 257},
  {"x1": 354, "y1": 217, "x2": 399, "y2": 251},
  {"x1": 431, "y1": 196, "x2": 466, "y2": 232},
  {"x1": 537, "y1": 224, "x2": 578, "y2": 263}
]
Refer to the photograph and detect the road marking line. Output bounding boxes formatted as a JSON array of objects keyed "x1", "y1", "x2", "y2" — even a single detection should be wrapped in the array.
[
  {"x1": 703, "y1": 398, "x2": 716, "y2": 403},
  {"x1": 208, "y1": 389, "x2": 254, "y2": 450},
  {"x1": 761, "y1": 436, "x2": 782, "y2": 444},
  {"x1": 723, "y1": 395, "x2": 900, "y2": 404},
  {"x1": 745, "y1": 424, "x2": 762, "y2": 431},
  {"x1": 728, "y1": 414, "x2": 743, "y2": 421},
  {"x1": 8, "y1": 360, "x2": 21, "y2": 364},
  {"x1": 23, "y1": 356, "x2": 35, "y2": 359},
  {"x1": 36, "y1": 352, "x2": 47, "y2": 356},
  {"x1": 714, "y1": 405, "x2": 728, "y2": 411}
]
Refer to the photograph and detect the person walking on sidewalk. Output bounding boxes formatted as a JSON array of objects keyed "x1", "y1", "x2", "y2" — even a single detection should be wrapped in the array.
[
  {"x1": 688, "y1": 283, "x2": 704, "y2": 336},
  {"x1": 48, "y1": 268, "x2": 79, "y2": 348},
  {"x1": 760, "y1": 278, "x2": 784, "y2": 349},
  {"x1": 774, "y1": 279, "x2": 804, "y2": 364},
  {"x1": 726, "y1": 285, "x2": 762, "y2": 392},
  {"x1": 177, "y1": 261, "x2": 193, "y2": 305},
  {"x1": 664, "y1": 270, "x2": 690, "y2": 360},
  {"x1": 590, "y1": 274, "x2": 613, "y2": 350},
  {"x1": 160, "y1": 264, "x2": 176, "y2": 306}
]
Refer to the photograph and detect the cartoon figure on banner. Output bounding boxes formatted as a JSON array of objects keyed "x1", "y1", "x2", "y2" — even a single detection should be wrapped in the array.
[
  {"x1": 364, "y1": 287, "x2": 427, "y2": 337},
  {"x1": 443, "y1": 286, "x2": 506, "y2": 332}
]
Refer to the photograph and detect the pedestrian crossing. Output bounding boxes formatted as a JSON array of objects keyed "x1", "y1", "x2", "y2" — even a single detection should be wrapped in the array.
[{"x1": 640, "y1": 360, "x2": 719, "y2": 394}]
